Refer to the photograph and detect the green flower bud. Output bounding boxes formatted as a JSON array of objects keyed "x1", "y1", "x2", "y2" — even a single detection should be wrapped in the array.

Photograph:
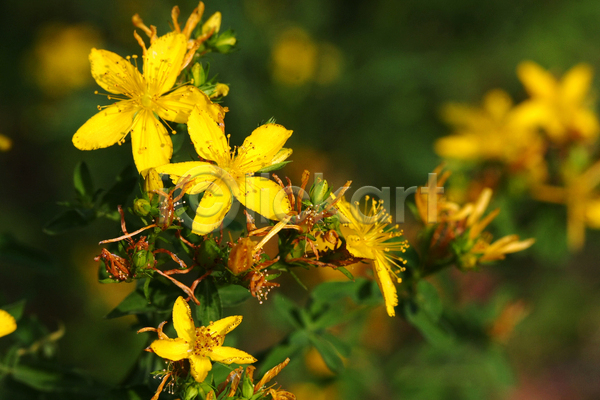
[
  {"x1": 133, "y1": 249, "x2": 155, "y2": 270},
  {"x1": 310, "y1": 177, "x2": 330, "y2": 206},
  {"x1": 214, "y1": 30, "x2": 237, "y2": 53},
  {"x1": 191, "y1": 62, "x2": 207, "y2": 87},
  {"x1": 133, "y1": 198, "x2": 152, "y2": 217},
  {"x1": 182, "y1": 384, "x2": 199, "y2": 400},
  {"x1": 241, "y1": 374, "x2": 254, "y2": 398}
]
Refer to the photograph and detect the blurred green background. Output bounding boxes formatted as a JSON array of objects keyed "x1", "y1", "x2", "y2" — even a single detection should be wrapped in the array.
[{"x1": 2, "y1": 0, "x2": 600, "y2": 398}]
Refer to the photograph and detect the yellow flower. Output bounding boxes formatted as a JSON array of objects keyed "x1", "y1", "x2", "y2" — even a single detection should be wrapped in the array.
[
  {"x1": 31, "y1": 24, "x2": 101, "y2": 96},
  {"x1": 0, "y1": 134, "x2": 12, "y2": 152},
  {"x1": 517, "y1": 61, "x2": 599, "y2": 143},
  {"x1": 271, "y1": 27, "x2": 318, "y2": 86},
  {"x1": 149, "y1": 297, "x2": 256, "y2": 382},
  {"x1": 435, "y1": 89, "x2": 545, "y2": 176},
  {"x1": 156, "y1": 107, "x2": 293, "y2": 234},
  {"x1": 334, "y1": 196, "x2": 409, "y2": 317},
  {"x1": 0, "y1": 309, "x2": 16, "y2": 338},
  {"x1": 452, "y1": 188, "x2": 535, "y2": 266},
  {"x1": 533, "y1": 160, "x2": 600, "y2": 251},
  {"x1": 72, "y1": 31, "x2": 224, "y2": 173}
]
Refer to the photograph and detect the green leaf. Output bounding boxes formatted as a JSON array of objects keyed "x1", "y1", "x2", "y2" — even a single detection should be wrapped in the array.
[
  {"x1": 0, "y1": 234, "x2": 54, "y2": 272},
  {"x1": 73, "y1": 162, "x2": 94, "y2": 202},
  {"x1": 308, "y1": 334, "x2": 344, "y2": 374},
  {"x1": 416, "y1": 280, "x2": 442, "y2": 321},
  {"x1": 336, "y1": 266, "x2": 354, "y2": 281},
  {"x1": 258, "y1": 331, "x2": 308, "y2": 374},
  {"x1": 403, "y1": 300, "x2": 453, "y2": 348},
  {"x1": 2, "y1": 300, "x2": 26, "y2": 321},
  {"x1": 101, "y1": 165, "x2": 138, "y2": 210},
  {"x1": 255, "y1": 161, "x2": 292, "y2": 173},
  {"x1": 43, "y1": 209, "x2": 94, "y2": 235},
  {"x1": 10, "y1": 363, "x2": 106, "y2": 395},
  {"x1": 105, "y1": 290, "x2": 153, "y2": 319},
  {"x1": 218, "y1": 285, "x2": 251, "y2": 308},
  {"x1": 195, "y1": 277, "x2": 222, "y2": 325},
  {"x1": 272, "y1": 294, "x2": 303, "y2": 330}
]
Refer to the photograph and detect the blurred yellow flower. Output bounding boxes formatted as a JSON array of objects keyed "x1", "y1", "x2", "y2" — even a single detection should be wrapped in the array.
[
  {"x1": 31, "y1": 24, "x2": 101, "y2": 96},
  {"x1": 0, "y1": 134, "x2": 12, "y2": 152},
  {"x1": 156, "y1": 107, "x2": 293, "y2": 234},
  {"x1": 149, "y1": 297, "x2": 256, "y2": 382},
  {"x1": 289, "y1": 382, "x2": 338, "y2": 400},
  {"x1": 272, "y1": 27, "x2": 318, "y2": 86},
  {"x1": 415, "y1": 168, "x2": 534, "y2": 268},
  {"x1": 534, "y1": 160, "x2": 600, "y2": 251},
  {"x1": 334, "y1": 196, "x2": 409, "y2": 317},
  {"x1": 271, "y1": 28, "x2": 343, "y2": 87},
  {"x1": 0, "y1": 309, "x2": 16, "y2": 338},
  {"x1": 517, "y1": 61, "x2": 599, "y2": 144},
  {"x1": 451, "y1": 188, "x2": 535, "y2": 267},
  {"x1": 435, "y1": 89, "x2": 546, "y2": 178},
  {"x1": 72, "y1": 32, "x2": 224, "y2": 172}
]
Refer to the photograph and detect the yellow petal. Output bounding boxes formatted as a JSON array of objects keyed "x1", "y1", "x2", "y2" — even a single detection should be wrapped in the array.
[
  {"x1": 571, "y1": 108, "x2": 599, "y2": 141},
  {"x1": 561, "y1": 63, "x2": 593, "y2": 105},
  {"x1": 72, "y1": 101, "x2": 137, "y2": 150},
  {"x1": 440, "y1": 103, "x2": 480, "y2": 129},
  {"x1": 156, "y1": 86, "x2": 225, "y2": 124},
  {"x1": 373, "y1": 255, "x2": 398, "y2": 317},
  {"x1": 235, "y1": 124, "x2": 293, "y2": 173},
  {"x1": 345, "y1": 235, "x2": 375, "y2": 259},
  {"x1": 188, "y1": 108, "x2": 230, "y2": 164},
  {"x1": 434, "y1": 135, "x2": 481, "y2": 160},
  {"x1": 173, "y1": 297, "x2": 196, "y2": 343},
  {"x1": 150, "y1": 338, "x2": 190, "y2": 361},
  {"x1": 586, "y1": 198, "x2": 600, "y2": 228},
  {"x1": 189, "y1": 354, "x2": 212, "y2": 382},
  {"x1": 130, "y1": 110, "x2": 173, "y2": 172},
  {"x1": 89, "y1": 48, "x2": 144, "y2": 95},
  {"x1": 144, "y1": 32, "x2": 187, "y2": 96},
  {"x1": 207, "y1": 315, "x2": 242, "y2": 337},
  {"x1": 237, "y1": 176, "x2": 292, "y2": 221},
  {"x1": 271, "y1": 148, "x2": 293, "y2": 164},
  {"x1": 517, "y1": 61, "x2": 558, "y2": 99},
  {"x1": 192, "y1": 178, "x2": 234, "y2": 235},
  {"x1": 482, "y1": 89, "x2": 512, "y2": 122},
  {"x1": 0, "y1": 309, "x2": 17, "y2": 338},
  {"x1": 207, "y1": 346, "x2": 257, "y2": 364},
  {"x1": 156, "y1": 161, "x2": 222, "y2": 194},
  {"x1": 466, "y1": 188, "x2": 492, "y2": 227}
]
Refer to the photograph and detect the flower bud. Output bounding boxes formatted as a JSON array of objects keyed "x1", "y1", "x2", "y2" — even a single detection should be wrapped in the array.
[
  {"x1": 133, "y1": 198, "x2": 152, "y2": 217},
  {"x1": 133, "y1": 249, "x2": 155, "y2": 270},
  {"x1": 202, "y1": 12, "x2": 221, "y2": 35},
  {"x1": 310, "y1": 178, "x2": 330, "y2": 206},
  {"x1": 227, "y1": 237, "x2": 257, "y2": 275},
  {"x1": 214, "y1": 30, "x2": 237, "y2": 53},
  {"x1": 191, "y1": 62, "x2": 207, "y2": 87},
  {"x1": 210, "y1": 83, "x2": 230, "y2": 98}
]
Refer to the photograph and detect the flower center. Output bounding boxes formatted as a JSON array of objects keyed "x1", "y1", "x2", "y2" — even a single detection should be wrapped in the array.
[
  {"x1": 140, "y1": 92, "x2": 155, "y2": 110},
  {"x1": 192, "y1": 327, "x2": 222, "y2": 356}
]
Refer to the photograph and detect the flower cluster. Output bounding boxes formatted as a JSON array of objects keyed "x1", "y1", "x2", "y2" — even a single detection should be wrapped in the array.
[
  {"x1": 436, "y1": 62, "x2": 600, "y2": 251},
  {"x1": 60, "y1": 3, "x2": 538, "y2": 399}
]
